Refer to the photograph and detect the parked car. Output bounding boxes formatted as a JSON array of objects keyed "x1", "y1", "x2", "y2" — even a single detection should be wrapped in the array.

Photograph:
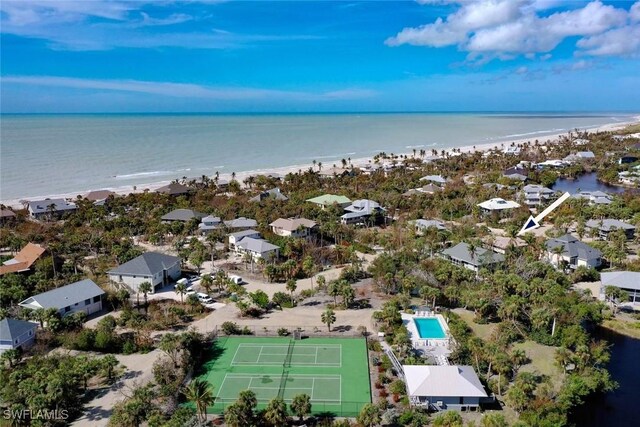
[
  {"x1": 197, "y1": 293, "x2": 214, "y2": 304},
  {"x1": 229, "y1": 275, "x2": 243, "y2": 285},
  {"x1": 175, "y1": 278, "x2": 190, "y2": 288}
]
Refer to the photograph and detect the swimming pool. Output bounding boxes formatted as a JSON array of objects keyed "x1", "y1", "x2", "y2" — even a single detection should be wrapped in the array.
[{"x1": 413, "y1": 317, "x2": 446, "y2": 339}]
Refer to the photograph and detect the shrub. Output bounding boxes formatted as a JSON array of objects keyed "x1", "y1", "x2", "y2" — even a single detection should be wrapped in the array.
[
  {"x1": 379, "y1": 390, "x2": 388, "y2": 399},
  {"x1": 221, "y1": 321, "x2": 241, "y2": 335},
  {"x1": 368, "y1": 340, "x2": 382, "y2": 352},
  {"x1": 241, "y1": 326, "x2": 253, "y2": 335},
  {"x1": 277, "y1": 328, "x2": 290, "y2": 336},
  {"x1": 122, "y1": 339, "x2": 137, "y2": 354},
  {"x1": 71, "y1": 329, "x2": 95, "y2": 351}
]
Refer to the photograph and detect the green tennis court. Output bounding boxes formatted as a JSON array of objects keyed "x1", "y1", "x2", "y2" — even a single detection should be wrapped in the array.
[{"x1": 196, "y1": 336, "x2": 371, "y2": 416}]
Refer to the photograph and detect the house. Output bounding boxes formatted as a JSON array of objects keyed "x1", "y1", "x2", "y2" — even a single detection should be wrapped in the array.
[
  {"x1": 483, "y1": 236, "x2": 527, "y2": 255},
  {"x1": 420, "y1": 175, "x2": 448, "y2": 185},
  {"x1": 198, "y1": 215, "x2": 222, "y2": 234},
  {"x1": 84, "y1": 190, "x2": 117, "y2": 206},
  {"x1": 19, "y1": 279, "x2": 105, "y2": 317},
  {"x1": 0, "y1": 243, "x2": 46, "y2": 276},
  {"x1": 574, "y1": 191, "x2": 613, "y2": 205},
  {"x1": 224, "y1": 217, "x2": 258, "y2": 229},
  {"x1": 564, "y1": 151, "x2": 595, "y2": 162},
  {"x1": 586, "y1": 219, "x2": 635, "y2": 240},
  {"x1": 340, "y1": 199, "x2": 385, "y2": 225},
  {"x1": 441, "y1": 242, "x2": 505, "y2": 273},
  {"x1": 228, "y1": 229, "x2": 261, "y2": 249},
  {"x1": 236, "y1": 237, "x2": 280, "y2": 262},
  {"x1": 403, "y1": 365, "x2": 488, "y2": 411},
  {"x1": 502, "y1": 168, "x2": 528, "y2": 182},
  {"x1": 0, "y1": 208, "x2": 17, "y2": 224},
  {"x1": 156, "y1": 182, "x2": 191, "y2": 197},
  {"x1": 27, "y1": 198, "x2": 77, "y2": 219},
  {"x1": 573, "y1": 138, "x2": 589, "y2": 146},
  {"x1": 503, "y1": 146, "x2": 521, "y2": 155},
  {"x1": 403, "y1": 184, "x2": 442, "y2": 197},
  {"x1": 0, "y1": 318, "x2": 37, "y2": 355},
  {"x1": 108, "y1": 252, "x2": 181, "y2": 293},
  {"x1": 522, "y1": 185, "x2": 556, "y2": 207},
  {"x1": 306, "y1": 194, "x2": 352, "y2": 210},
  {"x1": 270, "y1": 218, "x2": 317, "y2": 238},
  {"x1": 318, "y1": 167, "x2": 354, "y2": 178},
  {"x1": 600, "y1": 271, "x2": 640, "y2": 305},
  {"x1": 536, "y1": 159, "x2": 567, "y2": 169},
  {"x1": 477, "y1": 198, "x2": 521, "y2": 214},
  {"x1": 545, "y1": 234, "x2": 602, "y2": 270},
  {"x1": 161, "y1": 209, "x2": 205, "y2": 223},
  {"x1": 249, "y1": 188, "x2": 288, "y2": 202},
  {"x1": 414, "y1": 219, "x2": 447, "y2": 233}
]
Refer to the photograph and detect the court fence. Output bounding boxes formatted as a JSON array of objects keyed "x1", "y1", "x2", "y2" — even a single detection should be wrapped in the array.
[
  {"x1": 207, "y1": 400, "x2": 368, "y2": 418},
  {"x1": 213, "y1": 324, "x2": 368, "y2": 338}
]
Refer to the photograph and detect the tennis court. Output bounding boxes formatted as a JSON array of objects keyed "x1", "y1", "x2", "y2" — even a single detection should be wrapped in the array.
[{"x1": 196, "y1": 336, "x2": 371, "y2": 416}]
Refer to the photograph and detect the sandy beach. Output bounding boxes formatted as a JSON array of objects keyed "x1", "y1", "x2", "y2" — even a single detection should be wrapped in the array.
[{"x1": 2, "y1": 116, "x2": 638, "y2": 210}]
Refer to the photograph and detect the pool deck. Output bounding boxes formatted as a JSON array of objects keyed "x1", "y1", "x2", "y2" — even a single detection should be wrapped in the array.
[{"x1": 402, "y1": 313, "x2": 453, "y2": 363}]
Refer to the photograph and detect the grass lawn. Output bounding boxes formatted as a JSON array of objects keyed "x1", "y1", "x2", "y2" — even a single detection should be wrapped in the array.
[
  {"x1": 603, "y1": 318, "x2": 640, "y2": 339},
  {"x1": 513, "y1": 340, "x2": 562, "y2": 389},
  {"x1": 452, "y1": 308, "x2": 497, "y2": 340}
]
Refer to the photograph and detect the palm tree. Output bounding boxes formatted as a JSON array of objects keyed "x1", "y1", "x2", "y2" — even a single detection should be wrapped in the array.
[
  {"x1": 286, "y1": 279, "x2": 297, "y2": 305},
  {"x1": 290, "y1": 393, "x2": 312, "y2": 423},
  {"x1": 321, "y1": 308, "x2": 336, "y2": 332},
  {"x1": 138, "y1": 281, "x2": 152, "y2": 313},
  {"x1": 200, "y1": 274, "x2": 213, "y2": 295},
  {"x1": 184, "y1": 379, "x2": 215, "y2": 422},
  {"x1": 263, "y1": 397, "x2": 288, "y2": 426},
  {"x1": 175, "y1": 282, "x2": 187, "y2": 304}
]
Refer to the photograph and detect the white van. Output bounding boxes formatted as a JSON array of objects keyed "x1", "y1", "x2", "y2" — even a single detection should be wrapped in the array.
[
  {"x1": 229, "y1": 275, "x2": 243, "y2": 285},
  {"x1": 176, "y1": 278, "x2": 189, "y2": 287}
]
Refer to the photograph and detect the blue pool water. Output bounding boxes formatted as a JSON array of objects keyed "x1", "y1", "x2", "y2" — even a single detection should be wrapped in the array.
[{"x1": 414, "y1": 317, "x2": 446, "y2": 339}]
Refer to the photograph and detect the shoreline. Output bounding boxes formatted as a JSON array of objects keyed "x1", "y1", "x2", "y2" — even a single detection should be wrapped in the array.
[{"x1": 2, "y1": 117, "x2": 638, "y2": 210}]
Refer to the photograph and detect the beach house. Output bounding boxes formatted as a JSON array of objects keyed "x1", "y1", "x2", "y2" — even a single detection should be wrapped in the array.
[
  {"x1": 306, "y1": 194, "x2": 352, "y2": 210},
  {"x1": 19, "y1": 279, "x2": 105, "y2": 317},
  {"x1": 0, "y1": 243, "x2": 46, "y2": 277},
  {"x1": 545, "y1": 234, "x2": 602, "y2": 270},
  {"x1": 522, "y1": 185, "x2": 556, "y2": 207},
  {"x1": 84, "y1": 190, "x2": 117, "y2": 206},
  {"x1": 270, "y1": 218, "x2": 317, "y2": 238},
  {"x1": 441, "y1": 242, "x2": 504, "y2": 273},
  {"x1": 249, "y1": 187, "x2": 288, "y2": 202},
  {"x1": 27, "y1": 198, "x2": 77, "y2": 220},
  {"x1": 0, "y1": 208, "x2": 17, "y2": 225},
  {"x1": 340, "y1": 199, "x2": 385, "y2": 225},
  {"x1": 236, "y1": 237, "x2": 280, "y2": 262},
  {"x1": 224, "y1": 217, "x2": 258, "y2": 229},
  {"x1": 477, "y1": 198, "x2": 521, "y2": 214},
  {"x1": 161, "y1": 208, "x2": 205, "y2": 223},
  {"x1": 155, "y1": 182, "x2": 191, "y2": 197},
  {"x1": 600, "y1": 271, "x2": 640, "y2": 305},
  {"x1": 0, "y1": 318, "x2": 37, "y2": 355},
  {"x1": 586, "y1": 219, "x2": 635, "y2": 240},
  {"x1": 228, "y1": 229, "x2": 261, "y2": 249},
  {"x1": 198, "y1": 215, "x2": 222, "y2": 234},
  {"x1": 574, "y1": 191, "x2": 613, "y2": 205},
  {"x1": 403, "y1": 365, "x2": 488, "y2": 411},
  {"x1": 108, "y1": 252, "x2": 181, "y2": 293},
  {"x1": 414, "y1": 219, "x2": 447, "y2": 233},
  {"x1": 502, "y1": 167, "x2": 528, "y2": 182}
]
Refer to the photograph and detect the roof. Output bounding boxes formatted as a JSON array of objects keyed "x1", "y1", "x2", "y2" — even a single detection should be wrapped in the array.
[
  {"x1": 478, "y1": 198, "x2": 521, "y2": 210},
  {"x1": 344, "y1": 199, "x2": 384, "y2": 215},
  {"x1": 0, "y1": 318, "x2": 36, "y2": 341},
  {"x1": 19, "y1": 279, "x2": 104, "y2": 310},
  {"x1": 601, "y1": 271, "x2": 640, "y2": 291},
  {"x1": 306, "y1": 194, "x2": 352, "y2": 206},
  {"x1": 415, "y1": 219, "x2": 447, "y2": 231},
  {"x1": 156, "y1": 182, "x2": 190, "y2": 196},
  {"x1": 224, "y1": 217, "x2": 258, "y2": 229},
  {"x1": 85, "y1": 190, "x2": 117, "y2": 201},
  {"x1": 161, "y1": 209, "x2": 205, "y2": 222},
  {"x1": 420, "y1": 175, "x2": 447, "y2": 184},
  {"x1": 0, "y1": 209, "x2": 16, "y2": 219},
  {"x1": 402, "y1": 365, "x2": 487, "y2": 398},
  {"x1": 108, "y1": 252, "x2": 180, "y2": 276},
  {"x1": 545, "y1": 234, "x2": 602, "y2": 261},
  {"x1": 502, "y1": 169, "x2": 528, "y2": 181},
  {"x1": 228, "y1": 229, "x2": 260, "y2": 240},
  {"x1": 585, "y1": 219, "x2": 635, "y2": 231},
  {"x1": 249, "y1": 188, "x2": 288, "y2": 202},
  {"x1": 28, "y1": 198, "x2": 76, "y2": 215},
  {"x1": 236, "y1": 237, "x2": 280, "y2": 254},
  {"x1": 523, "y1": 185, "x2": 555, "y2": 195},
  {"x1": 0, "y1": 243, "x2": 46, "y2": 276},
  {"x1": 442, "y1": 242, "x2": 504, "y2": 266},
  {"x1": 574, "y1": 191, "x2": 613, "y2": 205},
  {"x1": 270, "y1": 218, "x2": 317, "y2": 232}
]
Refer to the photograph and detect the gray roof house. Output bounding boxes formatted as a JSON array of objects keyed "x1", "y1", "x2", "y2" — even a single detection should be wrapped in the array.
[
  {"x1": 545, "y1": 234, "x2": 602, "y2": 270},
  {"x1": 27, "y1": 198, "x2": 77, "y2": 219},
  {"x1": 228, "y1": 229, "x2": 261, "y2": 248},
  {"x1": 600, "y1": 271, "x2": 640, "y2": 305},
  {"x1": 156, "y1": 182, "x2": 191, "y2": 196},
  {"x1": 224, "y1": 217, "x2": 258, "y2": 229},
  {"x1": 403, "y1": 365, "x2": 488, "y2": 411},
  {"x1": 249, "y1": 188, "x2": 288, "y2": 202},
  {"x1": 108, "y1": 252, "x2": 181, "y2": 293},
  {"x1": 564, "y1": 151, "x2": 595, "y2": 162},
  {"x1": 503, "y1": 168, "x2": 528, "y2": 182},
  {"x1": 574, "y1": 191, "x2": 613, "y2": 205},
  {"x1": 586, "y1": 219, "x2": 635, "y2": 240},
  {"x1": 420, "y1": 175, "x2": 448, "y2": 185},
  {"x1": 161, "y1": 209, "x2": 205, "y2": 223},
  {"x1": 19, "y1": 279, "x2": 105, "y2": 316},
  {"x1": 0, "y1": 318, "x2": 37, "y2": 355},
  {"x1": 198, "y1": 215, "x2": 222, "y2": 234},
  {"x1": 341, "y1": 199, "x2": 386, "y2": 225},
  {"x1": 522, "y1": 185, "x2": 556, "y2": 206},
  {"x1": 236, "y1": 237, "x2": 280, "y2": 262},
  {"x1": 414, "y1": 219, "x2": 447, "y2": 233},
  {"x1": 441, "y1": 242, "x2": 504, "y2": 273}
]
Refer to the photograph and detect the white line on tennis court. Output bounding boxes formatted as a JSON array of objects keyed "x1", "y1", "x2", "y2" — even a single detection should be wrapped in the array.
[
  {"x1": 338, "y1": 375, "x2": 342, "y2": 402},
  {"x1": 339, "y1": 344, "x2": 342, "y2": 368},
  {"x1": 311, "y1": 378, "x2": 315, "y2": 400},
  {"x1": 314, "y1": 347, "x2": 318, "y2": 364},
  {"x1": 256, "y1": 346, "x2": 264, "y2": 363},
  {"x1": 215, "y1": 374, "x2": 229, "y2": 399},
  {"x1": 230, "y1": 346, "x2": 242, "y2": 365}
]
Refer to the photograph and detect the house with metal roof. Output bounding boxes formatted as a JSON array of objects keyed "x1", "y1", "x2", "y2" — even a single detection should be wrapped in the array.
[
  {"x1": 521, "y1": 185, "x2": 557, "y2": 207},
  {"x1": 420, "y1": 175, "x2": 448, "y2": 185},
  {"x1": 161, "y1": 208, "x2": 205, "y2": 223},
  {"x1": 270, "y1": 218, "x2": 317, "y2": 238},
  {"x1": 236, "y1": 237, "x2": 280, "y2": 262},
  {"x1": 0, "y1": 243, "x2": 46, "y2": 276},
  {"x1": 564, "y1": 151, "x2": 595, "y2": 162},
  {"x1": 403, "y1": 365, "x2": 488, "y2": 411},
  {"x1": 198, "y1": 215, "x2": 223, "y2": 234},
  {"x1": 441, "y1": 242, "x2": 504, "y2": 273},
  {"x1": 0, "y1": 318, "x2": 37, "y2": 355},
  {"x1": 414, "y1": 219, "x2": 447, "y2": 233},
  {"x1": 340, "y1": 199, "x2": 386, "y2": 225},
  {"x1": 306, "y1": 194, "x2": 352, "y2": 209},
  {"x1": 545, "y1": 234, "x2": 602, "y2": 270},
  {"x1": 585, "y1": 219, "x2": 635, "y2": 240},
  {"x1": 502, "y1": 167, "x2": 528, "y2": 182},
  {"x1": 27, "y1": 198, "x2": 77, "y2": 220},
  {"x1": 600, "y1": 271, "x2": 640, "y2": 305},
  {"x1": 249, "y1": 187, "x2": 288, "y2": 203},
  {"x1": 224, "y1": 217, "x2": 258, "y2": 229},
  {"x1": 574, "y1": 190, "x2": 613, "y2": 205},
  {"x1": 19, "y1": 279, "x2": 105, "y2": 317},
  {"x1": 108, "y1": 252, "x2": 181, "y2": 293},
  {"x1": 477, "y1": 198, "x2": 521, "y2": 214},
  {"x1": 228, "y1": 229, "x2": 261, "y2": 249}
]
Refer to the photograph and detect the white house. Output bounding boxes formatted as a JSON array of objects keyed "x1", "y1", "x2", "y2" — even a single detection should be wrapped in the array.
[
  {"x1": 228, "y1": 229, "x2": 261, "y2": 248},
  {"x1": 545, "y1": 234, "x2": 602, "y2": 270},
  {"x1": 522, "y1": 185, "x2": 556, "y2": 207},
  {"x1": 414, "y1": 219, "x2": 447, "y2": 233},
  {"x1": 198, "y1": 215, "x2": 223, "y2": 234},
  {"x1": 403, "y1": 365, "x2": 488, "y2": 411},
  {"x1": 236, "y1": 237, "x2": 280, "y2": 262},
  {"x1": 477, "y1": 198, "x2": 521, "y2": 214},
  {"x1": 585, "y1": 219, "x2": 635, "y2": 240},
  {"x1": 341, "y1": 199, "x2": 385, "y2": 225},
  {"x1": 19, "y1": 279, "x2": 105, "y2": 317},
  {"x1": 600, "y1": 271, "x2": 640, "y2": 305},
  {"x1": 270, "y1": 218, "x2": 317, "y2": 238},
  {"x1": 27, "y1": 198, "x2": 77, "y2": 220},
  {"x1": 108, "y1": 252, "x2": 181, "y2": 293},
  {"x1": 574, "y1": 191, "x2": 613, "y2": 205},
  {"x1": 0, "y1": 318, "x2": 37, "y2": 355}
]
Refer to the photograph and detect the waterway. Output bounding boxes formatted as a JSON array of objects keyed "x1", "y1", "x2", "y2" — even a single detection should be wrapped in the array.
[{"x1": 551, "y1": 172, "x2": 629, "y2": 194}]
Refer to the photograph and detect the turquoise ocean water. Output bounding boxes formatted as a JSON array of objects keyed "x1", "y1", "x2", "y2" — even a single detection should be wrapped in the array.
[{"x1": 0, "y1": 113, "x2": 635, "y2": 201}]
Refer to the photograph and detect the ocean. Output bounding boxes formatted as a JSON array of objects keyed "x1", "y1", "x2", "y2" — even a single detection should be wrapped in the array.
[{"x1": 0, "y1": 113, "x2": 635, "y2": 202}]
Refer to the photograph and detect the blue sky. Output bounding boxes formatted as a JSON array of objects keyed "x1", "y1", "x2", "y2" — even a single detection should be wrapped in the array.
[{"x1": 1, "y1": 0, "x2": 639, "y2": 112}]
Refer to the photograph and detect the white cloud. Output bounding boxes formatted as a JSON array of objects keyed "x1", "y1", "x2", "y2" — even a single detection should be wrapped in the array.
[
  {"x1": 387, "y1": 0, "x2": 640, "y2": 62},
  {"x1": 0, "y1": 76, "x2": 376, "y2": 102}
]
